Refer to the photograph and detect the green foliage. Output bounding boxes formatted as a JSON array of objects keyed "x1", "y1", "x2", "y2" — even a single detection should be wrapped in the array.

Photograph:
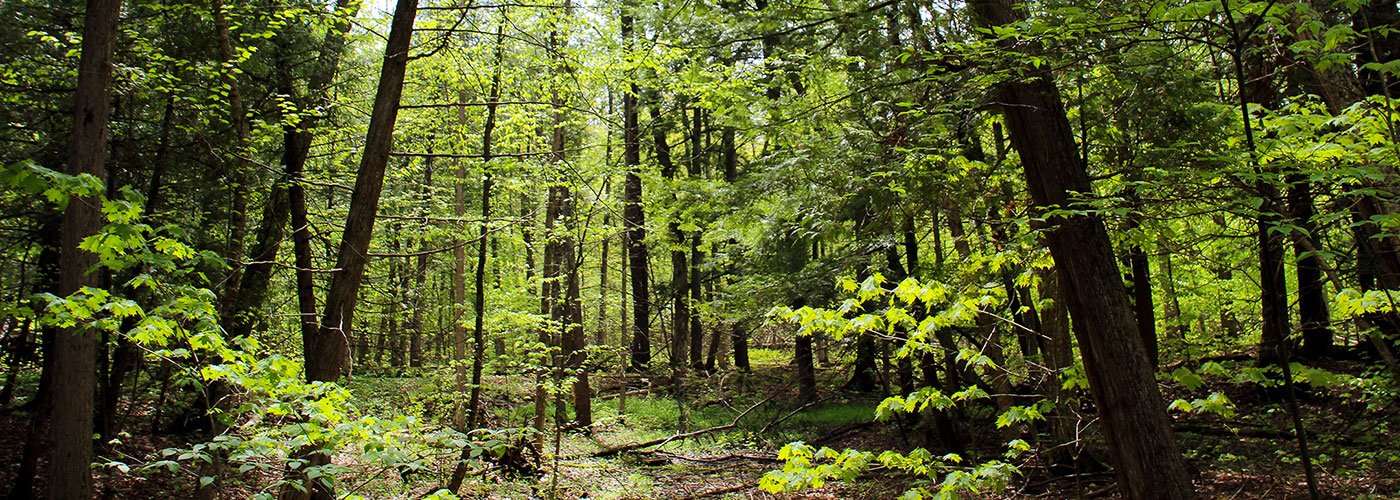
[
  {"x1": 759, "y1": 441, "x2": 1019, "y2": 499},
  {"x1": 768, "y1": 275, "x2": 1032, "y2": 497}
]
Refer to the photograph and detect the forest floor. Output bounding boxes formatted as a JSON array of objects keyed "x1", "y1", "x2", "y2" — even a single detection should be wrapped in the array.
[
  {"x1": 309, "y1": 349, "x2": 1400, "y2": 499},
  {"x1": 2, "y1": 348, "x2": 1398, "y2": 498}
]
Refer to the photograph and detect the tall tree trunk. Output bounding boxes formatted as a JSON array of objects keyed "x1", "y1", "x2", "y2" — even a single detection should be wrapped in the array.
[
  {"x1": 466, "y1": 22, "x2": 505, "y2": 429},
  {"x1": 547, "y1": 2, "x2": 590, "y2": 428},
  {"x1": 308, "y1": 0, "x2": 416, "y2": 382},
  {"x1": 621, "y1": 2, "x2": 651, "y2": 373},
  {"x1": 1229, "y1": 17, "x2": 1292, "y2": 369},
  {"x1": 49, "y1": 0, "x2": 122, "y2": 497},
  {"x1": 197, "y1": 3, "x2": 288, "y2": 490},
  {"x1": 968, "y1": 0, "x2": 1194, "y2": 496},
  {"x1": 410, "y1": 159, "x2": 432, "y2": 367},
  {"x1": 720, "y1": 126, "x2": 748, "y2": 372},
  {"x1": 1290, "y1": 177, "x2": 1332, "y2": 358},
  {"x1": 598, "y1": 212, "x2": 611, "y2": 346},
  {"x1": 450, "y1": 91, "x2": 471, "y2": 428},
  {"x1": 653, "y1": 102, "x2": 689, "y2": 369},
  {"x1": 213, "y1": 0, "x2": 251, "y2": 314},
  {"x1": 286, "y1": 2, "x2": 416, "y2": 497},
  {"x1": 686, "y1": 107, "x2": 705, "y2": 369},
  {"x1": 287, "y1": 0, "x2": 359, "y2": 362}
]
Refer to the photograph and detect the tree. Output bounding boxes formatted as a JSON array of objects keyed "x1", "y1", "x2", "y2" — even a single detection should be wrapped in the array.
[
  {"x1": 307, "y1": 0, "x2": 418, "y2": 383},
  {"x1": 621, "y1": 2, "x2": 652, "y2": 371},
  {"x1": 46, "y1": 0, "x2": 123, "y2": 497},
  {"x1": 967, "y1": 0, "x2": 1195, "y2": 496}
]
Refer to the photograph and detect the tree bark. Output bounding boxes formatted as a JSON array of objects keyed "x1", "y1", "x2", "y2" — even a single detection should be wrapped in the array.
[
  {"x1": 48, "y1": 0, "x2": 122, "y2": 497},
  {"x1": 213, "y1": 0, "x2": 251, "y2": 315},
  {"x1": 621, "y1": 4, "x2": 651, "y2": 372},
  {"x1": 1230, "y1": 15, "x2": 1292, "y2": 368},
  {"x1": 547, "y1": 2, "x2": 590, "y2": 427},
  {"x1": 795, "y1": 334, "x2": 817, "y2": 404},
  {"x1": 1290, "y1": 177, "x2": 1332, "y2": 358},
  {"x1": 306, "y1": 0, "x2": 417, "y2": 381},
  {"x1": 284, "y1": 1, "x2": 416, "y2": 497},
  {"x1": 289, "y1": 0, "x2": 360, "y2": 360},
  {"x1": 686, "y1": 107, "x2": 705, "y2": 368},
  {"x1": 968, "y1": 0, "x2": 1194, "y2": 496},
  {"x1": 654, "y1": 101, "x2": 689, "y2": 369},
  {"x1": 450, "y1": 91, "x2": 472, "y2": 428}
]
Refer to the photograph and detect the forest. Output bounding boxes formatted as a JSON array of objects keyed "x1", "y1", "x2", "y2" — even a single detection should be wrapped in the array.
[{"x1": 1, "y1": 0, "x2": 1399, "y2": 497}]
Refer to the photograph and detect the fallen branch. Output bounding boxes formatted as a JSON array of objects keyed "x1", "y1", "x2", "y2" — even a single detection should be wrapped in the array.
[
  {"x1": 684, "y1": 482, "x2": 758, "y2": 499},
  {"x1": 758, "y1": 395, "x2": 837, "y2": 435},
  {"x1": 584, "y1": 397, "x2": 771, "y2": 458},
  {"x1": 597, "y1": 388, "x2": 652, "y2": 400},
  {"x1": 1174, "y1": 422, "x2": 1346, "y2": 443},
  {"x1": 652, "y1": 450, "x2": 781, "y2": 464},
  {"x1": 811, "y1": 421, "x2": 877, "y2": 447},
  {"x1": 1161, "y1": 352, "x2": 1254, "y2": 372}
]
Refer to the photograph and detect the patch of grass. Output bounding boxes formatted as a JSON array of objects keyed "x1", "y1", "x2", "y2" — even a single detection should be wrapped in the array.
[{"x1": 747, "y1": 348, "x2": 789, "y2": 367}]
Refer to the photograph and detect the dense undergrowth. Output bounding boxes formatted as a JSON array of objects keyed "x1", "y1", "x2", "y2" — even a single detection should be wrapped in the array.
[{"x1": 4, "y1": 343, "x2": 1396, "y2": 499}]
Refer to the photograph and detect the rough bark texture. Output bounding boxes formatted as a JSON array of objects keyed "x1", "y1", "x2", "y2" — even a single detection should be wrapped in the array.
[
  {"x1": 621, "y1": 7, "x2": 651, "y2": 371},
  {"x1": 289, "y1": 0, "x2": 359, "y2": 355},
  {"x1": 213, "y1": 0, "x2": 251, "y2": 315},
  {"x1": 969, "y1": 0, "x2": 1194, "y2": 496},
  {"x1": 49, "y1": 0, "x2": 122, "y2": 497},
  {"x1": 307, "y1": 0, "x2": 417, "y2": 382}
]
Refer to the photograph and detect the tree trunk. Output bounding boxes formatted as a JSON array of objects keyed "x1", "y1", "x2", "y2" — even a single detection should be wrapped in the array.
[
  {"x1": 686, "y1": 107, "x2": 705, "y2": 369},
  {"x1": 654, "y1": 102, "x2": 689, "y2": 369},
  {"x1": 1231, "y1": 19, "x2": 1293, "y2": 369},
  {"x1": 289, "y1": 0, "x2": 360, "y2": 366},
  {"x1": 1127, "y1": 233, "x2": 1158, "y2": 367},
  {"x1": 286, "y1": 1, "x2": 416, "y2": 495},
  {"x1": 466, "y1": 22, "x2": 505, "y2": 429},
  {"x1": 305, "y1": 0, "x2": 415, "y2": 383},
  {"x1": 450, "y1": 91, "x2": 472, "y2": 428},
  {"x1": 598, "y1": 212, "x2": 611, "y2": 346},
  {"x1": 49, "y1": 0, "x2": 122, "y2": 497},
  {"x1": 410, "y1": 159, "x2": 432, "y2": 367},
  {"x1": 1290, "y1": 177, "x2": 1332, "y2": 358},
  {"x1": 621, "y1": 6, "x2": 651, "y2": 371},
  {"x1": 548, "y1": 4, "x2": 590, "y2": 427},
  {"x1": 213, "y1": 0, "x2": 251, "y2": 316},
  {"x1": 795, "y1": 334, "x2": 817, "y2": 404},
  {"x1": 968, "y1": 0, "x2": 1194, "y2": 496},
  {"x1": 1037, "y1": 266, "x2": 1087, "y2": 471}
]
